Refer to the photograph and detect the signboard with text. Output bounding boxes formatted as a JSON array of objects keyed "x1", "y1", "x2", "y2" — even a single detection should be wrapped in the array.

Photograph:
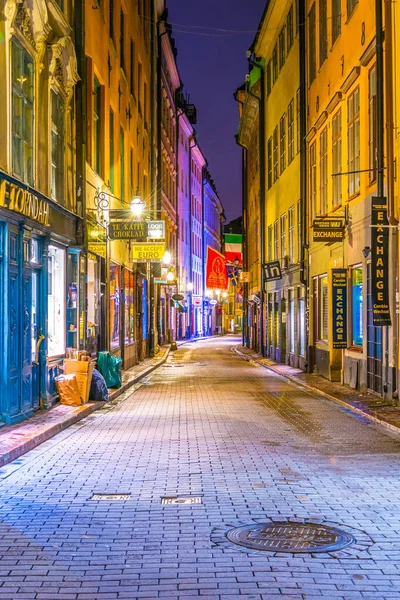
[
  {"x1": 313, "y1": 219, "x2": 344, "y2": 242},
  {"x1": 132, "y1": 243, "x2": 165, "y2": 261},
  {"x1": 371, "y1": 197, "x2": 391, "y2": 325},
  {"x1": 332, "y1": 269, "x2": 347, "y2": 348},
  {"x1": 263, "y1": 261, "x2": 282, "y2": 282},
  {"x1": 109, "y1": 220, "x2": 147, "y2": 240}
]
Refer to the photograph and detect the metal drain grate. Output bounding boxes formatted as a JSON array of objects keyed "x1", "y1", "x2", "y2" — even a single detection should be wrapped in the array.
[
  {"x1": 91, "y1": 494, "x2": 131, "y2": 501},
  {"x1": 226, "y1": 521, "x2": 355, "y2": 553},
  {"x1": 161, "y1": 496, "x2": 202, "y2": 505}
]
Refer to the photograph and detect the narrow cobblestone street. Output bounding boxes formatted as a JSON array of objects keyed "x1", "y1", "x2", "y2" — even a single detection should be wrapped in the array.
[{"x1": 1, "y1": 337, "x2": 400, "y2": 599}]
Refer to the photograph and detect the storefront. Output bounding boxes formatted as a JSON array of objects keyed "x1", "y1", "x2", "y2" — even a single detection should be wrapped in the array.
[{"x1": 0, "y1": 174, "x2": 80, "y2": 424}]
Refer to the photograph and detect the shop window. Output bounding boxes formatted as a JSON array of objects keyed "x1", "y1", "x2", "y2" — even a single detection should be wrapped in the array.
[
  {"x1": 51, "y1": 90, "x2": 64, "y2": 203},
  {"x1": 48, "y1": 245, "x2": 66, "y2": 356},
  {"x1": 66, "y1": 251, "x2": 79, "y2": 351},
  {"x1": 124, "y1": 269, "x2": 134, "y2": 344},
  {"x1": 289, "y1": 289, "x2": 295, "y2": 353},
  {"x1": 299, "y1": 289, "x2": 305, "y2": 355},
  {"x1": 110, "y1": 263, "x2": 121, "y2": 349},
  {"x1": 352, "y1": 266, "x2": 363, "y2": 347},
  {"x1": 318, "y1": 275, "x2": 328, "y2": 342},
  {"x1": 12, "y1": 39, "x2": 34, "y2": 185}
]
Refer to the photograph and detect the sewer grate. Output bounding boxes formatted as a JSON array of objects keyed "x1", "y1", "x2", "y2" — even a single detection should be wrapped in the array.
[
  {"x1": 226, "y1": 521, "x2": 355, "y2": 553},
  {"x1": 161, "y1": 496, "x2": 202, "y2": 505},
  {"x1": 91, "y1": 494, "x2": 131, "y2": 501}
]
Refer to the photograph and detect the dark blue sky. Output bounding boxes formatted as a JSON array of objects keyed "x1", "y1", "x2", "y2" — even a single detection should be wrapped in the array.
[{"x1": 167, "y1": 0, "x2": 266, "y2": 222}]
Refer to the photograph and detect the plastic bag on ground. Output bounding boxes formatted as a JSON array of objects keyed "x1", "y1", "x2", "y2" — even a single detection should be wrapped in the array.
[
  {"x1": 97, "y1": 351, "x2": 122, "y2": 389},
  {"x1": 89, "y1": 369, "x2": 109, "y2": 401}
]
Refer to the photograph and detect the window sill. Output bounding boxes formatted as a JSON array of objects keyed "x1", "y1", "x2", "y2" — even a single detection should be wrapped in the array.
[
  {"x1": 347, "y1": 345, "x2": 363, "y2": 353},
  {"x1": 347, "y1": 191, "x2": 360, "y2": 202}
]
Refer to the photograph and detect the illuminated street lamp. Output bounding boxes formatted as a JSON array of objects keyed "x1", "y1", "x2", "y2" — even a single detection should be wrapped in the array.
[
  {"x1": 186, "y1": 282, "x2": 193, "y2": 292},
  {"x1": 129, "y1": 190, "x2": 146, "y2": 217},
  {"x1": 167, "y1": 271, "x2": 175, "y2": 282},
  {"x1": 162, "y1": 250, "x2": 172, "y2": 265}
]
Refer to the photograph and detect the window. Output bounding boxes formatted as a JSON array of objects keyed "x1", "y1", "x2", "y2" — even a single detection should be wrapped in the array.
[
  {"x1": 320, "y1": 127, "x2": 328, "y2": 214},
  {"x1": 138, "y1": 62, "x2": 143, "y2": 114},
  {"x1": 347, "y1": 0, "x2": 358, "y2": 17},
  {"x1": 273, "y1": 127, "x2": 279, "y2": 182},
  {"x1": 316, "y1": 274, "x2": 328, "y2": 342},
  {"x1": 319, "y1": 0, "x2": 327, "y2": 66},
  {"x1": 110, "y1": 263, "x2": 121, "y2": 348},
  {"x1": 109, "y1": 109, "x2": 114, "y2": 191},
  {"x1": 280, "y1": 213, "x2": 286, "y2": 259},
  {"x1": 12, "y1": 40, "x2": 34, "y2": 185},
  {"x1": 120, "y1": 10, "x2": 125, "y2": 70},
  {"x1": 279, "y1": 27, "x2": 286, "y2": 70},
  {"x1": 332, "y1": 0, "x2": 341, "y2": 43},
  {"x1": 48, "y1": 245, "x2": 65, "y2": 357},
  {"x1": 130, "y1": 40, "x2": 135, "y2": 95},
  {"x1": 288, "y1": 206, "x2": 295, "y2": 260},
  {"x1": 348, "y1": 87, "x2": 360, "y2": 196},
  {"x1": 130, "y1": 147, "x2": 134, "y2": 196},
  {"x1": 310, "y1": 141, "x2": 317, "y2": 218},
  {"x1": 287, "y1": 6, "x2": 294, "y2": 51},
  {"x1": 120, "y1": 128, "x2": 124, "y2": 201},
  {"x1": 272, "y1": 44, "x2": 278, "y2": 83},
  {"x1": 288, "y1": 99, "x2": 294, "y2": 163},
  {"x1": 299, "y1": 288, "x2": 305, "y2": 355},
  {"x1": 308, "y1": 3, "x2": 316, "y2": 83},
  {"x1": 289, "y1": 289, "x2": 295, "y2": 353},
  {"x1": 267, "y1": 60, "x2": 272, "y2": 96},
  {"x1": 267, "y1": 137, "x2": 273, "y2": 189},
  {"x1": 369, "y1": 65, "x2": 377, "y2": 183},
  {"x1": 93, "y1": 77, "x2": 102, "y2": 175},
  {"x1": 297, "y1": 199, "x2": 301, "y2": 263},
  {"x1": 124, "y1": 269, "x2": 134, "y2": 344},
  {"x1": 352, "y1": 266, "x2": 363, "y2": 347},
  {"x1": 280, "y1": 114, "x2": 286, "y2": 174},
  {"x1": 51, "y1": 90, "x2": 64, "y2": 202},
  {"x1": 296, "y1": 88, "x2": 301, "y2": 153},
  {"x1": 274, "y1": 220, "x2": 279, "y2": 260},
  {"x1": 332, "y1": 110, "x2": 342, "y2": 207},
  {"x1": 109, "y1": 0, "x2": 114, "y2": 40},
  {"x1": 268, "y1": 225, "x2": 273, "y2": 261}
]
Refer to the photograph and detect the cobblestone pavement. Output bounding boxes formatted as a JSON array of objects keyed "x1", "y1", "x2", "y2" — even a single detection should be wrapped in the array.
[{"x1": 1, "y1": 337, "x2": 400, "y2": 600}]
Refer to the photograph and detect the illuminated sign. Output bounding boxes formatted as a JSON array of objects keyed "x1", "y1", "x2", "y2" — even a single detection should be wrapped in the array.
[
  {"x1": 332, "y1": 269, "x2": 347, "y2": 348},
  {"x1": 109, "y1": 220, "x2": 146, "y2": 240},
  {"x1": 132, "y1": 243, "x2": 165, "y2": 261},
  {"x1": 371, "y1": 197, "x2": 391, "y2": 325},
  {"x1": 0, "y1": 179, "x2": 50, "y2": 226},
  {"x1": 147, "y1": 220, "x2": 165, "y2": 239},
  {"x1": 263, "y1": 261, "x2": 282, "y2": 282},
  {"x1": 313, "y1": 219, "x2": 344, "y2": 242}
]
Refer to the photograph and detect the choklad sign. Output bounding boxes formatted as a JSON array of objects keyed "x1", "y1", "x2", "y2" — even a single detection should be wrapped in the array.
[
  {"x1": 371, "y1": 197, "x2": 391, "y2": 325},
  {"x1": 332, "y1": 269, "x2": 347, "y2": 348}
]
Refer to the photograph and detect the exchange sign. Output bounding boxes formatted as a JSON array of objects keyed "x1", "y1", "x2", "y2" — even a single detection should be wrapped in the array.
[{"x1": 313, "y1": 219, "x2": 344, "y2": 242}]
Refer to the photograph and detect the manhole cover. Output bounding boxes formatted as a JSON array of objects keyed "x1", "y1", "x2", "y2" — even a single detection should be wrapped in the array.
[
  {"x1": 226, "y1": 522, "x2": 355, "y2": 553},
  {"x1": 91, "y1": 494, "x2": 131, "y2": 501},
  {"x1": 161, "y1": 496, "x2": 202, "y2": 505}
]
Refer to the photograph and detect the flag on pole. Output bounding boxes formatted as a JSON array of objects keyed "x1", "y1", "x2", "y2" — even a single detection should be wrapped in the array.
[
  {"x1": 206, "y1": 247, "x2": 228, "y2": 290},
  {"x1": 224, "y1": 233, "x2": 242, "y2": 264}
]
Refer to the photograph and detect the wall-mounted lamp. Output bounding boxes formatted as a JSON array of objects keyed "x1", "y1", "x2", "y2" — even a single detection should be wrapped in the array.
[
  {"x1": 362, "y1": 246, "x2": 371, "y2": 258},
  {"x1": 130, "y1": 191, "x2": 146, "y2": 218}
]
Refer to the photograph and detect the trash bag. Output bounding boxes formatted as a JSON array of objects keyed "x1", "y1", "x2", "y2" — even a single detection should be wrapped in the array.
[
  {"x1": 55, "y1": 375, "x2": 83, "y2": 406},
  {"x1": 89, "y1": 369, "x2": 109, "y2": 402},
  {"x1": 97, "y1": 351, "x2": 122, "y2": 389}
]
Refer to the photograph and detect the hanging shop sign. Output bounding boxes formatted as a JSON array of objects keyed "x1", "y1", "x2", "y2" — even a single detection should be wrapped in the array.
[
  {"x1": 263, "y1": 261, "x2": 282, "y2": 282},
  {"x1": 87, "y1": 215, "x2": 107, "y2": 257},
  {"x1": 371, "y1": 197, "x2": 391, "y2": 325},
  {"x1": 146, "y1": 220, "x2": 165, "y2": 239},
  {"x1": 132, "y1": 243, "x2": 165, "y2": 261},
  {"x1": 313, "y1": 219, "x2": 344, "y2": 242},
  {"x1": 332, "y1": 269, "x2": 347, "y2": 349},
  {"x1": 240, "y1": 271, "x2": 250, "y2": 282},
  {"x1": 0, "y1": 178, "x2": 50, "y2": 226},
  {"x1": 109, "y1": 220, "x2": 147, "y2": 240}
]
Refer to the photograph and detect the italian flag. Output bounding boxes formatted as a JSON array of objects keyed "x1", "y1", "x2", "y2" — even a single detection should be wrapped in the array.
[{"x1": 224, "y1": 234, "x2": 242, "y2": 264}]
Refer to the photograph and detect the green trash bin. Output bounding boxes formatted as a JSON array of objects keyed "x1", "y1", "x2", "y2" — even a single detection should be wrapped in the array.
[{"x1": 97, "y1": 352, "x2": 122, "y2": 389}]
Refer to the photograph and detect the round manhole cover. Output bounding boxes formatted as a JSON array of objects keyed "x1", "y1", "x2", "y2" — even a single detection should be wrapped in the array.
[{"x1": 226, "y1": 522, "x2": 355, "y2": 553}]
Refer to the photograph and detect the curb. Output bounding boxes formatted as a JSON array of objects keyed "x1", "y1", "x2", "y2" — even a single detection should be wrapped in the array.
[
  {"x1": 0, "y1": 401, "x2": 104, "y2": 468},
  {"x1": 234, "y1": 345, "x2": 400, "y2": 435}
]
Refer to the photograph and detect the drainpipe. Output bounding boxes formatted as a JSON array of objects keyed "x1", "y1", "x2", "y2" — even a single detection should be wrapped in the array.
[
  {"x1": 188, "y1": 135, "x2": 196, "y2": 338},
  {"x1": 384, "y1": 0, "x2": 398, "y2": 398},
  {"x1": 298, "y1": 0, "x2": 310, "y2": 372},
  {"x1": 247, "y1": 59, "x2": 266, "y2": 357}
]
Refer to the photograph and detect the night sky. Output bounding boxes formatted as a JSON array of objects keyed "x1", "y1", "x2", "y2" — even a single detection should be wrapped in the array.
[{"x1": 166, "y1": 0, "x2": 266, "y2": 223}]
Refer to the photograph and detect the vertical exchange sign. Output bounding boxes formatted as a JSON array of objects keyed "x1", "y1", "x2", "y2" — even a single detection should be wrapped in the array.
[
  {"x1": 371, "y1": 197, "x2": 391, "y2": 325},
  {"x1": 332, "y1": 269, "x2": 347, "y2": 349}
]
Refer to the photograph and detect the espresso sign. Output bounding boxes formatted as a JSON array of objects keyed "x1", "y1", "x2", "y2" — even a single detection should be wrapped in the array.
[
  {"x1": 332, "y1": 269, "x2": 347, "y2": 348},
  {"x1": 108, "y1": 220, "x2": 147, "y2": 240},
  {"x1": 371, "y1": 197, "x2": 391, "y2": 325},
  {"x1": 313, "y1": 219, "x2": 344, "y2": 242},
  {"x1": 0, "y1": 178, "x2": 50, "y2": 226}
]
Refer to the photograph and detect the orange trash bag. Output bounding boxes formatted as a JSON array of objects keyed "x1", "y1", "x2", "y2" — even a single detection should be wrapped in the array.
[{"x1": 55, "y1": 374, "x2": 83, "y2": 406}]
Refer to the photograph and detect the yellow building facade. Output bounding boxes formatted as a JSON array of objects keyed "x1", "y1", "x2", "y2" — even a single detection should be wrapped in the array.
[
  {"x1": 305, "y1": 0, "x2": 395, "y2": 395},
  {"x1": 83, "y1": 0, "x2": 153, "y2": 367}
]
